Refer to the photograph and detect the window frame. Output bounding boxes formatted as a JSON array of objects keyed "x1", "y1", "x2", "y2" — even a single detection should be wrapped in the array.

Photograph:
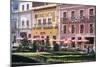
[
  {"x1": 22, "y1": 5, "x2": 24, "y2": 11},
  {"x1": 63, "y1": 25, "x2": 66, "y2": 34},
  {"x1": 90, "y1": 24, "x2": 94, "y2": 33},
  {"x1": 22, "y1": 20, "x2": 24, "y2": 26},
  {"x1": 71, "y1": 25, "x2": 75, "y2": 34},
  {"x1": 26, "y1": 20, "x2": 29, "y2": 27},
  {"x1": 63, "y1": 12, "x2": 67, "y2": 18},
  {"x1": 80, "y1": 24, "x2": 84, "y2": 33},
  {"x1": 48, "y1": 18, "x2": 52, "y2": 24},
  {"x1": 27, "y1": 4, "x2": 29, "y2": 10},
  {"x1": 43, "y1": 18, "x2": 46, "y2": 25}
]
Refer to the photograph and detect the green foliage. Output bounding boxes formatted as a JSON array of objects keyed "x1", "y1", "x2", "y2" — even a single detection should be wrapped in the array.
[
  {"x1": 20, "y1": 38, "x2": 29, "y2": 47},
  {"x1": 13, "y1": 38, "x2": 30, "y2": 52},
  {"x1": 13, "y1": 52, "x2": 96, "y2": 64},
  {"x1": 53, "y1": 44, "x2": 60, "y2": 51},
  {"x1": 45, "y1": 44, "x2": 51, "y2": 51},
  {"x1": 32, "y1": 43, "x2": 37, "y2": 52}
]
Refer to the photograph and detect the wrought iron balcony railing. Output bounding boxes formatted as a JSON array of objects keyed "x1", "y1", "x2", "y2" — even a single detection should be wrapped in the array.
[
  {"x1": 60, "y1": 17, "x2": 68, "y2": 24},
  {"x1": 89, "y1": 15, "x2": 96, "y2": 23},
  {"x1": 33, "y1": 23, "x2": 57, "y2": 28}
]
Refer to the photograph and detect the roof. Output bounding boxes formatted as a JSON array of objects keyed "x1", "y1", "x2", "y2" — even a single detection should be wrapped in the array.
[{"x1": 31, "y1": 4, "x2": 57, "y2": 10}]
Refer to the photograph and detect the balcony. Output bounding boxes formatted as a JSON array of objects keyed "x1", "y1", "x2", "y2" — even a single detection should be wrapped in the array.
[
  {"x1": 33, "y1": 24, "x2": 42, "y2": 29},
  {"x1": 89, "y1": 15, "x2": 96, "y2": 23},
  {"x1": 33, "y1": 23, "x2": 54, "y2": 29},
  {"x1": 79, "y1": 16, "x2": 85, "y2": 22},
  {"x1": 61, "y1": 17, "x2": 68, "y2": 24},
  {"x1": 70, "y1": 16, "x2": 88, "y2": 23},
  {"x1": 71, "y1": 17, "x2": 76, "y2": 22}
]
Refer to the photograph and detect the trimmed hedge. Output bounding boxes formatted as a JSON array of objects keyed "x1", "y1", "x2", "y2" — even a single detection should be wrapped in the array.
[{"x1": 12, "y1": 52, "x2": 96, "y2": 64}]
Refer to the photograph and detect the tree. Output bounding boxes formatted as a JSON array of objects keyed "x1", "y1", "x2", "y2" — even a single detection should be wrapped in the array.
[
  {"x1": 20, "y1": 38, "x2": 29, "y2": 51},
  {"x1": 45, "y1": 38, "x2": 51, "y2": 51},
  {"x1": 32, "y1": 41, "x2": 37, "y2": 52},
  {"x1": 53, "y1": 42, "x2": 59, "y2": 51}
]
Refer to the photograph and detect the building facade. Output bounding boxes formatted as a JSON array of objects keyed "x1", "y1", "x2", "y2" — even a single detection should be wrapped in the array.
[
  {"x1": 11, "y1": 12, "x2": 18, "y2": 44},
  {"x1": 32, "y1": 4, "x2": 59, "y2": 46},
  {"x1": 11, "y1": 1, "x2": 96, "y2": 50},
  {"x1": 59, "y1": 4, "x2": 96, "y2": 50},
  {"x1": 16, "y1": 1, "x2": 50, "y2": 39},
  {"x1": 11, "y1": 0, "x2": 19, "y2": 44},
  {"x1": 16, "y1": 1, "x2": 33, "y2": 39}
]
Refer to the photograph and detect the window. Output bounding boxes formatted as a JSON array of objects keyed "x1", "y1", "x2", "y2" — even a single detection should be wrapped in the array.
[
  {"x1": 80, "y1": 10, "x2": 84, "y2": 17},
  {"x1": 71, "y1": 25, "x2": 75, "y2": 33},
  {"x1": 41, "y1": 36, "x2": 44, "y2": 38},
  {"x1": 63, "y1": 12, "x2": 67, "y2": 18},
  {"x1": 52, "y1": 36, "x2": 56, "y2": 44},
  {"x1": 80, "y1": 10, "x2": 84, "y2": 22},
  {"x1": 28, "y1": 34, "x2": 31, "y2": 38},
  {"x1": 53, "y1": 36, "x2": 56, "y2": 39},
  {"x1": 46, "y1": 36, "x2": 50, "y2": 44},
  {"x1": 89, "y1": 9, "x2": 94, "y2": 16},
  {"x1": 85, "y1": 37, "x2": 94, "y2": 44},
  {"x1": 33, "y1": 36, "x2": 36, "y2": 38},
  {"x1": 22, "y1": 20, "x2": 24, "y2": 26},
  {"x1": 78, "y1": 37, "x2": 81, "y2": 40},
  {"x1": 43, "y1": 19, "x2": 46, "y2": 25},
  {"x1": 22, "y1": 5, "x2": 24, "y2": 10},
  {"x1": 89, "y1": 9, "x2": 95, "y2": 22},
  {"x1": 90, "y1": 24, "x2": 93, "y2": 33},
  {"x1": 26, "y1": 20, "x2": 29, "y2": 26},
  {"x1": 71, "y1": 11, "x2": 75, "y2": 20},
  {"x1": 35, "y1": 14, "x2": 37, "y2": 18},
  {"x1": 46, "y1": 36, "x2": 49, "y2": 39},
  {"x1": 38, "y1": 19, "x2": 41, "y2": 25},
  {"x1": 27, "y1": 4, "x2": 29, "y2": 10},
  {"x1": 20, "y1": 32, "x2": 27, "y2": 38},
  {"x1": 78, "y1": 37, "x2": 82, "y2": 44},
  {"x1": 63, "y1": 25, "x2": 66, "y2": 33},
  {"x1": 72, "y1": 37, "x2": 75, "y2": 40},
  {"x1": 40, "y1": 32, "x2": 45, "y2": 35},
  {"x1": 48, "y1": 18, "x2": 52, "y2": 24},
  {"x1": 80, "y1": 24, "x2": 84, "y2": 33}
]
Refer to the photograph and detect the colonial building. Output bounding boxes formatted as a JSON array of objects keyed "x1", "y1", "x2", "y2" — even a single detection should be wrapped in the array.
[
  {"x1": 16, "y1": 1, "x2": 33, "y2": 39},
  {"x1": 32, "y1": 4, "x2": 59, "y2": 46},
  {"x1": 11, "y1": 1, "x2": 96, "y2": 50},
  {"x1": 16, "y1": 1, "x2": 50, "y2": 39},
  {"x1": 59, "y1": 4, "x2": 96, "y2": 50}
]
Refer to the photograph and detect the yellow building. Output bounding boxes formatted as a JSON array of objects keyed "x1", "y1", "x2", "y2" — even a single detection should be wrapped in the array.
[{"x1": 32, "y1": 4, "x2": 59, "y2": 46}]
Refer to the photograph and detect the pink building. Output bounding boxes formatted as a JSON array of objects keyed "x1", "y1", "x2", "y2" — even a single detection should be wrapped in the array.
[{"x1": 59, "y1": 4, "x2": 96, "y2": 50}]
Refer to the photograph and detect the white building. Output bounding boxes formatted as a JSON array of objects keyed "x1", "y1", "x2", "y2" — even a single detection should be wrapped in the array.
[
  {"x1": 16, "y1": 1, "x2": 49, "y2": 39},
  {"x1": 16, "y1": 1, "x2": 33, "y2": 39}
]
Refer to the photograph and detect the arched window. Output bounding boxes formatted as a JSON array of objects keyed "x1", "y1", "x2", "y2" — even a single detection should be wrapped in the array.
[
  {"x1": 63, "y1": 25, "x2": 66, "y2": 33},
  {"x1": 43, "y1": 19, "x2": 46, "y2": 25},
  {"x1": 26, "y1": 20, "x2": 29, "y2": 26},
  {"x1": 22, "y1": 20, "x2": 24, "y2": 26},
  {"x1": 27, "y1": 4, "x2": 29, "y2": 10}
]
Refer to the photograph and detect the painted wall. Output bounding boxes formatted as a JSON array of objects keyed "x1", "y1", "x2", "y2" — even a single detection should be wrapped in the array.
[
  {"x1": 32, "y1": 6, "x2": 59, "y2": 40},
  {"x1": 59, "y1": 5, "x2": 96, "y2": 39},
  {"x1": 18, "y1": 12, "x2": 32, "y2": 29},
  {"x1": 16, "y1": 1, "x2": 32, "y2": 38},
  {"x1": 19, "y1": 1, "x2": 32, "y2": 12}
]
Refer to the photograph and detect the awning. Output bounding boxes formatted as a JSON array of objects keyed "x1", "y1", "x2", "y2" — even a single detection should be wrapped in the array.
[
  {"x1": 72, "y1": 39, "x2": 88, "y2": 42},
  {"x1": 16, "y1": 37, "x2": 23, "y2": 40}
]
